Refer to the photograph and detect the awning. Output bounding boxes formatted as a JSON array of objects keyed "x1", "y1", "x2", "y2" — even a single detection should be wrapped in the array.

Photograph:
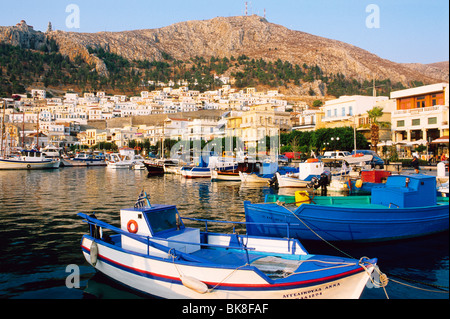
[
  {"x1": 395, "y1": 140, "x2": 411, "y2": 145},
  {"x1": 410, "y1": 139, "x2": 428, "y2": 145},
  {"x1": 378, "y1": 141, "x2": 393, "y2": 147},
  {"x1": 431, "y1": 136, "x2": 449, "y2": 144}
]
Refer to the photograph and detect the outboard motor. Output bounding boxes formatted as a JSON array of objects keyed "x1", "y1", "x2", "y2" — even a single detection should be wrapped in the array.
[
  {"x1": 314, "y1": 171, "x2": 331, "y2": 196},
  {"x1": 269, "y1": 174, "x2": 278, "y2": 187}
]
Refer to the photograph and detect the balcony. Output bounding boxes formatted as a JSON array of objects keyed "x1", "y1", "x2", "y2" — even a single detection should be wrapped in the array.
[{"x1": 392, "y1": 105, "x2": 448, "y2": 116}]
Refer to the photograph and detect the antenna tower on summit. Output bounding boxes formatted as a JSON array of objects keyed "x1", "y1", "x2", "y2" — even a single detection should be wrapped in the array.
[{"x1": 245, "y1": 2, "x2": 248, "y2": 16}]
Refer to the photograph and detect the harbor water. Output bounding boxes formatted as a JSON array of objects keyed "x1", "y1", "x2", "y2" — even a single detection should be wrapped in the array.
[{"x1": 0, "y1": 167, "x2": 448, "y2": 299}]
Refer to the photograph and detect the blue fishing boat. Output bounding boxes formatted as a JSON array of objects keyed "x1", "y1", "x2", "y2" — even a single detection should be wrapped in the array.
[
  {"x1": 245, "y1": 175, "x2": 449, "y2": 242},
  {"x1": 78, "y1": 191, "x2": 378, "y2": 299}
]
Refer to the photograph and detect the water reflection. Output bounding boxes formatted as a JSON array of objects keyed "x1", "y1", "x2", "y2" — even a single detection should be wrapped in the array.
[{"x1": 0, "y1": 168, "x2": 448, "y2": 299}]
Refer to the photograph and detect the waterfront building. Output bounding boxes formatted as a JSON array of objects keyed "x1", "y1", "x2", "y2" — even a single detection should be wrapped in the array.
[
  {"x1": 390, "y1": 83, "x2": 449, "y2": 143},
  {"x1": 225, "y1": 111, "x2": 243, "y2": 140},
  {"x1": 292, "y1": 105, "x2": 319, "y2": 132},
  {"x1": 240, "y1": 103, "x2": 291, "y2": 150},
  {"x1": 317, "y1": 95, "x2": 389, "y2": 129}
]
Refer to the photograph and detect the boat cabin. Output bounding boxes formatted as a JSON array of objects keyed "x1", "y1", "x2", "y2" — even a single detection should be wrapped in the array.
[
  {"x1": 371, "y1": 175, "x2": 437, "y2": 208},
  {"x1": 120, "y1": 203, "x2": 200, "y2": 256},
  {"x1": 298, "y1": 159, "x2": 324, "y2": 180}
]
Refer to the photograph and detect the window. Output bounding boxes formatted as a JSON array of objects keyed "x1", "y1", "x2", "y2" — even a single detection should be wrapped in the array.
[
  {"x1": 428, "y1": 117, "x2": 437, "y2": 125},
  {"x1": 349, "y1": 106, "x2": 353, "y2": 116},
  {"x1": 397, "y1": 120, "x2": 405, "y2": 127},
  {"x1": 342, "y1": 107, "x2": 345, "y2": 116},
  {"x1": 333, "y1": 109, "x2": 337, "y2": 117},
  {"x1": 412, "y1": 119, "x2": 420, "y2": 126},
  {"x1": 327, "y1": 110, "x2": 331, "y2": 118},
  {"x1": 416, "y1": 96, "x2": 425, "y2": 108}
]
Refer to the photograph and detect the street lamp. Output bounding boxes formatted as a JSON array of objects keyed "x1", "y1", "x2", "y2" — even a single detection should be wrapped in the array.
[{"x1": 331, "y1": 137, "x2": 340, "y2": 150}]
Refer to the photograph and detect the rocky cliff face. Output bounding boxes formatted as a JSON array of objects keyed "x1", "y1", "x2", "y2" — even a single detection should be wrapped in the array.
[{"x1": 1, "y1": 16, "x2": 447, "y2": 85}]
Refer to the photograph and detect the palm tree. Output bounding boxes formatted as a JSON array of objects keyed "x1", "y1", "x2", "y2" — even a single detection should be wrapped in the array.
[{"x1": 367, "y1": 106, "x2": 389, "y2": 152}]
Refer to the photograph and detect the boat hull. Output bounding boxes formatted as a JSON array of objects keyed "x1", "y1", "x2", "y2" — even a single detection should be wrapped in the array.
[
  {"x1": 61, "y1": 159, "x2": 106, "y2": 167},
  {"x1": 245, "y1": 198, "x2": 449, "y2": 242},
  {"x1": 276, "y1": 172, "x2": 311, "y2": 188},
  {"x1": 144, "y1": 163, "x2": 165, "y2": 175},
  {"x1": 0, "y1": 158, "x2": 60, "y2": 170},
  {"x1": 182, "y1": 167, "x2": 211, "y2": 178},
  {"x1": 211, "y1": 170, "x2": 241, "y2": 181},
  {"x1": 80, "y1": 236, "x2": 374, "y2": 299},
  {"x1": 239, "y1": 172, "x2": 271, "y2": 183}
]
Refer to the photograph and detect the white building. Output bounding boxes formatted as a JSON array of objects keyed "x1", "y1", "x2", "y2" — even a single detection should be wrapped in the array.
[
  {"x1": 390, "y1": 83, "x2": 449, "y2": 144},
  {"x1": 321, "y1": 95, "x2": 389, "y2": 124},
  {"x1": 31, "y1": 89, "x2": 46, "y2": 99}
]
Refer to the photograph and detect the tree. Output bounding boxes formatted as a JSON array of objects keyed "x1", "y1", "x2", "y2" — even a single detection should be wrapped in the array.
[
  {"x1": 312, "y1": 100, "x2": 323, "y2": 107},
  {"x1": 367, "y1": 106, "x2": 386, "y2": 151}
]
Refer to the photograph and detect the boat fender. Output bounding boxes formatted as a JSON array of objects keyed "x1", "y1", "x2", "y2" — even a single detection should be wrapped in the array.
[
  {"x1": 90, "y1": 241, "x2": 99, "y2": 266},
  {"x1": 127, "y1": 220, "x2": 139, "y2": 233},
  {"x1": 27, "y1": 164, "x2": 31, "y2": 169},
  {"x1": 355, "y1": 179, "x2": 363, "y2": 188},
  {"x1": 181, "y1": 275, "x2": 209, "y2": 294}
]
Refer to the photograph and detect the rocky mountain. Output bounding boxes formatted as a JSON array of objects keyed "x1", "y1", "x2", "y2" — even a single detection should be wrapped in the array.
[
  {"x1": 1, "y1": 16, "x2": 448, "y2": 86},
  {"x1": 401, "y1": 61, "x2": 449, "y2": 82}
]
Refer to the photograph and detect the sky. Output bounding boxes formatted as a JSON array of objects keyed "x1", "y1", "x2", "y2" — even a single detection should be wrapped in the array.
[{"x1": 1, "y1": 0, "x2": 448, "y2": 64}]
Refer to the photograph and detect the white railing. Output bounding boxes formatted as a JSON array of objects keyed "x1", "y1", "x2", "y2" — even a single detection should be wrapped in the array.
[{"x1": 393, "y1": 105, "x2": 447, "y2": 116}]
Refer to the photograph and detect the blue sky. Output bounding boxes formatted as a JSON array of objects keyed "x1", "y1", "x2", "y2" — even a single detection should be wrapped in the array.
[{"x1": 1, "y1": 0, "x2": 448, "y2": 64}]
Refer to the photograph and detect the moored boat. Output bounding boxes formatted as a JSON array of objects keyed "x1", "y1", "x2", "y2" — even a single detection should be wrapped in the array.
[
  {"x1": 276, "y1": 159, "x2": 325, "y2": 188},
  {"x1": 62, "y1": 152, "x2": 106, "y2": 167},
  {"x1": 245, "y1": 174, "x2": 449, "y2": 242},
  {"x1": 107, "y1": 153, "x2": 133, "y2": 169},
  {"x1": 78, "y1": 192, "x2": 378, "y2": 299},
  {"x1": 211, "y1": 161, "x2": 261, "y2": 182},
  {"x1": 144, "y1": 160, "x2": 165, "y2": 175},
  {"x1": 0, "y1": 149, "x2": 60, "y2": 170}
]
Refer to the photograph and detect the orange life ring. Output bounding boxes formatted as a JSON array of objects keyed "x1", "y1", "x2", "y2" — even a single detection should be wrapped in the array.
[
  {"x1": 306, "y1": 158, "x2": 319, "y2": 163},
  {"x1": 127, "y1": 220, "x2": 138, "y2": 233},
  {"x1": 352, "y1": 153, "x2": 364, "y2": 157}
]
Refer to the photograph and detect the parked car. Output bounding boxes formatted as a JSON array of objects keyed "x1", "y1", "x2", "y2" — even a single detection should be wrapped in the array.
[
  {"x1": 278, "y1": 154, "x2": 289, "y2": 163},
  {"x1": 283, "y1": 152, "x2": 302, "y2": 160},
  {"x1": 323, "y1": 151, "x2": 351, "y2": 159},
  {"x1": 351, "y1": 150, "x2": 384, "y2": 168}
]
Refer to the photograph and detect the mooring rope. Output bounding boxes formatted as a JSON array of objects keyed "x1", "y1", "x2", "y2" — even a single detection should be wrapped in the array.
[{"x1": 276, "y1": 199, "x2": 449, "y2": 297}]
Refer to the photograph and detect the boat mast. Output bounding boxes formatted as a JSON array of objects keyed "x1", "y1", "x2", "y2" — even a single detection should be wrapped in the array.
[
  {"x1": 1, "y1": 99, "x2": 6, "y2": 157},
  {"x1": 36, "y1": 109, "x2": 40, "y2": 150}
]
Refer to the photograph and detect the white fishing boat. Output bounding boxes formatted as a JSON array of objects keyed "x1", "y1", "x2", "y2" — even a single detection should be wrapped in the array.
[
  {"x1": 276, "y1": 159, "x2": 325, "y2": 188},
  {"x1": 107, "y1": 153, "x2": 134, "y2": 169},
  {"x1": 239, "y1": 171, "x2": 272, "y2": 183},
  {"x1": 162, "y1": 159, "x2": 183, "y2": 174},
  {"x1": 78, "y1": 192, "x2": 378, "y2": 299},
  {"x1": 211, "y1": 161, "x2": 262, "y2": 182},
  {"x1": 211, "y1": 169, "x2": 241, "y2": 181},
  {"x1": 181, "y1": 166, "x2": 211, "y2": 178},
  {"x1": 131, "y1": 154, "x2": 146, "y2": 170},
  {"x1": 0, "y1": 149, "x2": 60, "y2": 170},
  {"x1": 41, "y1": 145, "x2": 61, "y2": 159}
]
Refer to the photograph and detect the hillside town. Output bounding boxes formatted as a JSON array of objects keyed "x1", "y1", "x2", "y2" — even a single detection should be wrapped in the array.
[{"x1": 1, "y1": 82, "x2": 449, "y2": 160}]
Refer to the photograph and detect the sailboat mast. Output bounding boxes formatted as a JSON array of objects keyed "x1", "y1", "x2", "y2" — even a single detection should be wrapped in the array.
[{"x1": 1, "y1": 99, "x2": 6, "y2": 157}]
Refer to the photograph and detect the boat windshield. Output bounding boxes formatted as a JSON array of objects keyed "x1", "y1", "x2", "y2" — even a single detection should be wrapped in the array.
[{"x1": 145, "y1": 208, "x2": 178, "y2": 234}]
